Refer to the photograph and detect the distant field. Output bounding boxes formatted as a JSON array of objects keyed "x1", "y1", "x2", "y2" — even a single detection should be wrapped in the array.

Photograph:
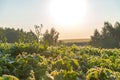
[
  {"x1": 61, "y1": 38, "x2": 90, "y2": 43},
  {"x1": 60, "y1": 38, "x2": 90, "y2": 46}
]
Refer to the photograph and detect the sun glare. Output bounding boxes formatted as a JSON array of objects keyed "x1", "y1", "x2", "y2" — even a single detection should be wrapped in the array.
[{"x1": 49, "y1": 0, "x2": 88, "y2": 26}]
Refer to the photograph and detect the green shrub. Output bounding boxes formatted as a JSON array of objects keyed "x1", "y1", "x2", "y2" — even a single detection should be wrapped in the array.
[
  {"x1": 86, "y1": 67, "x2": 120, "y2": 80},
  {"x1": 1, "y1": 75, "x2": 19, "y2": 80}
]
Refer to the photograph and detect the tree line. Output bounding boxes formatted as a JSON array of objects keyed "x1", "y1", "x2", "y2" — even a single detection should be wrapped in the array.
[
  {"x1": 91, "y1": 21, "x2": 120, "y2": 48},
  {"x1": 0, "y1": 25, "x2": 59, "y2": 46},
  {"x1": 1, "y1": 22, "x2": 120, "y2": 48}
]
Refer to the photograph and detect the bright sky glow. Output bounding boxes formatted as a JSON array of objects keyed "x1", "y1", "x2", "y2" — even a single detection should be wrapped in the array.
[
  {"x1": 49, "y1": 0, "x2": 88, "y2": 26},
  {"x1": 0, "y1": 0, "x2": 120, "y2": 39}
]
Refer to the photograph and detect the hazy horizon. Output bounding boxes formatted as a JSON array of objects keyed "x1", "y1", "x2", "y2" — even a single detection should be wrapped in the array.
[{"x1": 0, "y1": 0, "x2": 120, "y2": 39}]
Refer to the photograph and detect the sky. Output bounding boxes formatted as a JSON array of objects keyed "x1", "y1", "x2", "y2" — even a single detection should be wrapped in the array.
[{"x1": 0, "y1": 0, "x2": 120, "y2": 39}]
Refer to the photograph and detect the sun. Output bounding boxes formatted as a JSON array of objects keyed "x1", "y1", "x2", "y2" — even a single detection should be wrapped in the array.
[{"x1": 49, "y1": 0, "x2": 88, "y2": 26}]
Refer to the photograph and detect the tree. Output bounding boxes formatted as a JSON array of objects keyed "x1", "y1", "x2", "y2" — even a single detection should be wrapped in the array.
[
  {"x1": 43, "y1": 28, "x2": 59, "y2": 46},
  {"x1": 0, "y1": 27, "x2": 38, "y2": 43},
  {"x1": 0, "y1": 27, "x2": 7, "y2": 43},
  {"x1": 91, "y1": 22, "x2": 119, "y2": 48},
  {"x1": 26, "y1": 30, "x2": 38, "y2": 43},
  {"x1": 101, "y1": 22, "x2": 114, "y2": 38},
  {"x1": 18, "y1": 29, "x2": 26, "y2": 43},
  {"x1": 5, "y1": 28, "x2": 19, "y2": 43},
  {"x1": 34, "y1": 24, "x2": 43, "y2": 43},
  {"x1": 91, "y1": 29, "x2": 101, "y2": 47}
]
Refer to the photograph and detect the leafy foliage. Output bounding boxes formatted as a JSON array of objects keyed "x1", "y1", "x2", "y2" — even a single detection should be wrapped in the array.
[
  {"x1": 0, "y1": 75, "x2": 19, "y2": 80},
  {"x1": 0, "y1": 44, "x2": 120, "y2": 80},
  {"x1": 86, "y1": 67, "x2": 120, "y2": 80}
]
